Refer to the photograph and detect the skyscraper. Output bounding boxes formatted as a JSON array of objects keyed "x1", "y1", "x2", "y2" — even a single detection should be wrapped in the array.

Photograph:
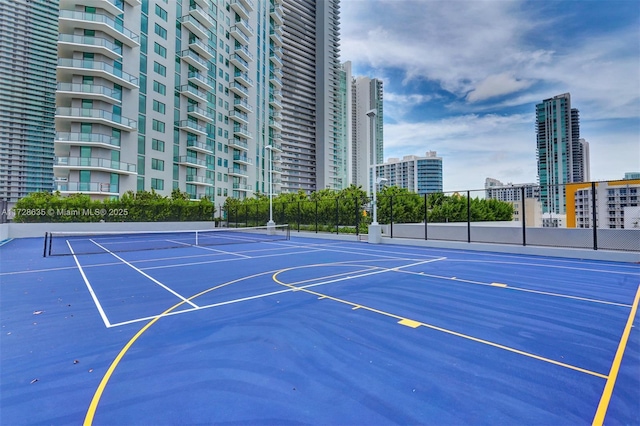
[
  {"x1": 0, "y1": 0, "x2": 59, "y2": 206},
  {"x1": 279, "y1": 0, "x2": 341, "y2": 193},
  {"x1": 536, "y1": 93, "x2": 588, "y2": 214},
  {"x1": 376, "y1": 151, "x2": 442, "y2": 195},
  {"x1": 351, "y1": 75, "x2": 383, "y2": 194}
]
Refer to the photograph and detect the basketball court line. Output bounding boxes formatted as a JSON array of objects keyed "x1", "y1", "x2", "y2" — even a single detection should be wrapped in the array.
[{"x1": 167, "y1": 239, "x2": 252, "y2": 258}]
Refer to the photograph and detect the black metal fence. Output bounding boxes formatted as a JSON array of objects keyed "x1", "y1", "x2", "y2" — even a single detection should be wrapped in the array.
[{"x1": 225, "y1": 180, "x2": 639, "y2": 252}]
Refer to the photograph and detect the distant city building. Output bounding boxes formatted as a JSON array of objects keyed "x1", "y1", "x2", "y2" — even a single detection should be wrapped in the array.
[
  {"x1": 0, "y1": 0, "x2": 58, "y2": 205},
  {"x1": 334, "y1": 61, "x2": 353, "y2": 190},
  {"x1": 624, "y1": 172, "x2": 640, "y2": 180},
  {"x1": 351, "y1": 76, "x2": 383, "y2": 194},
  {"x1": 566, "y1": 179, "x2": 640, "y2": 229},
  {"x1": 376, "y1": 151, "x2": 443, "y2": 195},
  {"x1": 484, "y1": 178, "x2": 539, "y2": 202},
  {"x1": 511, "y1": 198, "x2": 543, "y2": 227},
  {"x1": 536, "y1": 93, "x2": 589, "y2": 214}
]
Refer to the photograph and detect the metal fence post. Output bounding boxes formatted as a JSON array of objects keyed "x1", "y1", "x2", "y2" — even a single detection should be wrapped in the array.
[
  {"x1": 390, "y1": 196, "x2": 394, "y2": 238},
  {"x1": 521, "y1": 186, "x2": 526, "y2": 246},
  {"x1": 335, "y1": 197, "x2": 339, "y2": 234},
  {"x1": 467, "y1": 191, "x2": 471, "y2": 243},
  {"x1": 592, "y1": 181, "x2": 598, "y2": 250},
  {"x1": 355, "y1": 196, "x2": 360, "y2": 236},
  {"x1": 424, "y1": 193, "x2": 428, "y2": 240},
  {"x1": 315, "y1": 200, "x2": 318, "y2": 233}
]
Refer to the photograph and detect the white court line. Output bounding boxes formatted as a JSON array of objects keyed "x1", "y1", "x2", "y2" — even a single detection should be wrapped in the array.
[
  {"x1": 90, "y1": 239, "x2": 199, "y2": 309},
  {"x1": 109, "y1": 257, "x2": 446, "y2": 327},
  {"x1": 166, "y1": 239, "x2": 251, "y2": 259},
  {"x1": 395, "y1": 269, "x2": 633, "y2": 308},
  {"x1": 445, "y1": 258, "x2": 640, "y2": 276},
  {"x1": 67, "y1": 241, "x2": 112, "y2": 328}
]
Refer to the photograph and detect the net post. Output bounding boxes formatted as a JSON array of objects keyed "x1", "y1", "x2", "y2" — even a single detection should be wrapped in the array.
[
  {"x1": 195, "y1": 230, "x2": 199, "y2": 246},
  {"x1": 48, "y1": 233, "x2": 52, "y2": 257},
  {"x1": 43, "y1": 232, "x2": 48, "y2": 257}
]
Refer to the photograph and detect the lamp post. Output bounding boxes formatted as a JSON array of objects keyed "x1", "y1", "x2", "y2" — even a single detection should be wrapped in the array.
[
  {"x1": 265, "y1": 145, "x2": 275, "y2": 227},
  {"x1": 372, "y1": 177, "x2": 388, "y2": 225}
]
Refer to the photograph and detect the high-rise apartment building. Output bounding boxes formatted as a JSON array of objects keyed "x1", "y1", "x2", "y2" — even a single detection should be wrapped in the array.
[
  {"x1": 536, "y1": 93, "x2": 588, "y2": 214},
  {"x1": 335, "y1": 60, "x2": 352, "y2": 190},
  {"x1": 376, "y1": 151, "x2": 442, "y2": 195},
  {"x1": 351, "y1": 75, "x2": 383, "y2": 194},
  {"x1": 279, "y1": 0, "x2": 341, "y2": 193},
  {"x1": 0, "y1": 0, "x2": 59, "y2": 205},
  {"x1": 48, "y1": 0, "x2": 286, "y2": 204},
  {"x1": 485, "y1": 178, "x2": 540, "y2": 202}
]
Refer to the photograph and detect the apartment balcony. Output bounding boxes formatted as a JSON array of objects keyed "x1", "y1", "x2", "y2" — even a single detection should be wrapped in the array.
[
  {"x1": 233, "y1": 44, "x2": 253, "y2": 62},
  {"x1": 270, "y1": 5, "x2": 284, "y2": 26},
  {"x1": 54, "y1": 156, "x2": 137, "y2": 175},
  {"x1": 270, "y1": 89, "x2": 282, "y2": 100},
  {"x1": 57, "y1": 34, "x2": 122, "y2": 60},
  {"x1": 269, "y1": 66, "x2": 283, "y2": 78},
  {"x1": 187, "y1": 71, "x2": 214, "y2": 91},
  {"x1": 56, "y1": 83, "x2": 121, "y2": 104},
  {"x1": 57, "y1": 58, "x2": 138, "y2": 89},
  {"x1": 268, "y1": 118, "x2": 283, "y2": 131},
  {"x1": 186, "y1": 175, "x2": 214, "y2": 186},
  {"x1": 55, "y1": 181, "x2": 119, "y2": 195},
  {"x1": 58, "y1": 10, "x2": 139, "y2": 47},
  {"x1": 267, "y1": 142, "x2": 282, "y2": 151},
  {"x1": 238, "y1": 0, "x2": 255, "y2": 12},
  {"x1": 228, "y1": 137, "x2": 249, "y2": 152},
  {"x1": 180, "y1": 50, "x2": 208, "y2": 72},
  {"x1": 233, "y1": 125, "x2": 252, "y2": 139},
  {"x1": 229, "y1": 53, "x2": 249, "y2": 73},
  {"x1": 269, "y1": 27, "x2": 283, "y2": 46},
  {"x1": 269, "y1": 52, "x2": 283, "y2": 67},
  {"x1": 234, "y1": 17, "x2": 254, "y2": 37},
  {"x1": 228, "y1": 167, "x2": 248, "y2": 178},
  {"x1": 178, "y1": 84, "x2": 208, "y2": 104},
  {"x1": 233, "y1": 98, "x2": 253, "y2": 114},
  {"x1": 269, "y1": 94, "x2": 282, "y2": 110},
  {"x1": 174, "y1": 155, "x2": 208, "y2": 168},
  {"x1": 187, "y1": 105, "x2": 213, "y2": 123},
  {"x1": 188, "y1": 4, "x2": 215, "y2": 29},
  {"x1": 233, "y1": 154, "x2": 253, "y2": 166},
  {"x1": 188, "y1": 39, "x2": 214, "y2": 60},
  {"x1": 60, "y1": 0, "x2": 123, "y2": 17},
  {"x1": 232, "y1": 183, "x2": 252, "y2": 191},
  {"x1": 229, "y1": 82, "x2": 249, "y2": 98},
  {"x1": 269, "y1": 73, "x2": 283, "y2": 89},
  {"x1": 56, "y1": 107, "x2": 136, "y2": 132},
  {"x1": 55, "y1": 132, "x2": 121, "y2": 149},
  {"x1": 124, "y1": 0, "x2": 141, "y2": 5},
  {"x1": 179, "y1": 15, "x2": 208, "y2": 40},
  {"x1": 229, "y1": 110, "x2": 249, "y2": 125},
  {"x1": 176, "y1": 120, "x2": 207, "y2": 137},
  {"x1": 187, "y1": 139, "x2": 214, "y2": 154},
  {"x1": 229, "y1": 0, "x2": 250, "y2": 20},
  {"x1": 272, "y1": 165, "x2": 283, "y2": 174},
  {"x1": 193, "y1": 0, "x2": 208, "y2": 9},
  {"x1": 234, "y1": 71, "x2": 253, "y2": 87},
  {"x1": 229, "y1": 25, "x2": 250, "y2": 46}
]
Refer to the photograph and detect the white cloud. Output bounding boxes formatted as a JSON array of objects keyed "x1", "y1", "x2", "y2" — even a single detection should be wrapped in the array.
[{"x1": 466, "y1": 73, "x2": 534, "y2": 103}]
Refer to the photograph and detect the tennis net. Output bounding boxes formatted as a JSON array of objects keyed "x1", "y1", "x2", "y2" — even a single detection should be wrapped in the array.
[{"x1": 44, "y1": 224, "x2": 290, "y2": 257}]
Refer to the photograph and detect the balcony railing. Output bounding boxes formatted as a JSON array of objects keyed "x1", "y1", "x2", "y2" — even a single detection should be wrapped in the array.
[
  {"x1": 55, "y1": 132, "x2": 120, "y2": 148},
  {"x1": 58, "y1": 10, "x2": 139, "y2": 46},
  {"x1": 56, "y1": 83, "x2": 122, "y2": 102},
  {"x1": 54, "y1": 156, "x2": 137, "y2": 173},
  {"x1": 58, "y1": 34, "x2": 123, "y2": 57},
  {"x1": 57, "y1": 58, "x2": 138, "y2": 88},
  {"x1": 56, "y1": 182, "x2": 119, "y2": 193},
  {"x1": 56, "y1": 107, "x2": 137, "y2": 130}
]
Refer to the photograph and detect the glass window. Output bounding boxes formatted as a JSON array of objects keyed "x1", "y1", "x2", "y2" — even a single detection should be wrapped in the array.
[
  {"x1": 154, "y1": 23, "x2": 167, "y2": 39},
  {"x1": 152, "y1": 119, "x2": 165, "y2": 133},
  {"x1": 154, "y1": 42, "x2": 167, "y2": 58},
  {"x1": 153, "y1": 61, "x2": 166, "y2": 76},
  {"x1": 151, "y1": 158, "x2": 165, "y2": 171},
  {"x1": 153, "y1": 80, "x2": 166, "y2": 95},
  {"x1": 151, "y1": 178, "x2": 165, "y2": 190},
  {"x1": 152, "y1": 139, "x2": 165, "y2": 152},
  {"x1": 155, "y1": 4, "x2": 168, "y2": 21},
  {"x1": 153, "y1": 100, "x2": 166, "y2": 114}
]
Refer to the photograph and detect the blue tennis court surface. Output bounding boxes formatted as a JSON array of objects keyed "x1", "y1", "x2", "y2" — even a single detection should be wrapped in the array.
[{"x1": 1, "y1": 235, "x2": 638, "y2": 425}]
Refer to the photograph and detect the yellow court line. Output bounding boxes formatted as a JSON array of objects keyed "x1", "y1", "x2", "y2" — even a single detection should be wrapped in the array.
[
  {"x1": 592, "y1": 284, "x2": 640, "y2": 426},
  {"x1": 272, "y1": 270, "x2": 608, "y2": 380}
]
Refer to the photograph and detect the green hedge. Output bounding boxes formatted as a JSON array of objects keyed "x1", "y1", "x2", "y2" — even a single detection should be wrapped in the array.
[{"x1": 12, "y1": 190, "x2": 215, "y2": 223}]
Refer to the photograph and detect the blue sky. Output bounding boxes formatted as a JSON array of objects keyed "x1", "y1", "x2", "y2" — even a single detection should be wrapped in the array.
[{"x1": 340, "y1": 0, "x2": 640, "y2": 191}]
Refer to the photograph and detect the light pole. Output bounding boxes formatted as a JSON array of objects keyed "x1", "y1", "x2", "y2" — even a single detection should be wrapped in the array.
[
  {"x1": 265, "y1": 145, "x2": 275, "y2": 227},
  {"x1": 372, "y1": 177, "x2": 388, "y2": 225}
]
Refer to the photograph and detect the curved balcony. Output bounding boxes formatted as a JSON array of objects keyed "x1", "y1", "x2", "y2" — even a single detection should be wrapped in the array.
[
  {"x1": 233, "y1": 125, "x2": 252, "y2": 139},
  {"x1": 229, "y1": 81, "x2": 249, "y2": 98},
  {"x1": 56, "y1": 107, "x2": 137, "y2": 131},
  {"x1": 230, "y1": 25, "x2": 250, "y2": 46},
  {"x1": 269, "y1": 28, "x2": 283, "y2": 46},
  {"x1": 59, "y1": 10, "x2": 139, "y2": 47},
  {"x1": 186, "y1": 175, "x2": 214, "y2": 186},
  {"x1": 187, "y1": 105, "x2": 213, "y2": 123},
  {"x1": 234, "y1": 71, "x2": 253, "y2": 87},
  {"x1": 233, "y1": 98, "x2": 253, "y2": 114},
  {"x1": 187, "y1": 139, "x2": 214, "y2": 154},
  {"x1": 232, "y1": 183, "x2": 252, "y2": 191},
  {"x1": 229, "y1": 53, "x2": 249, "y2": 73},
  {"x1": 228, "y1": 137, "x2": 249, "y2": 152},
  {"x1": 174, "y1": 155, "x2": 208, "y2": 168},
  {"x1": 176, "y1": 120, "x2": 207, "y2": 137},
  {"x1": 56, "y1": 83, "x2": 121, "y2": 104},
  {"x1": 188, "y1": 39, "x2": 214, "y2": 60},
  {"x1": 269, "y1": 73, "x2": 283, "y2": 89},
  {"x1": 269, "y1": 94, "x2": 282, "y2": 110},
  {"x1": 57, "y1": 34, "x2": 122, "y2": 60},
  {"x1": 233, "y1": 154, "x2": 253, "y2": 166},
  {"x1": 268, "y1": 118, "x2": 283, "y2": 131},
  {"x1": 179, "y1": 15, "x2": 208, "y2": 40},
  {"x1": 187, "y1": 71, "x2": 214, "y2": 91},
  {"x1": 54, "y1": 156, "x2": 136, "y2": 174},
  {"x1": 60, "y1": 0, "x2": 123, "y2": 16},
  {"x1": 269, "y1": 51, "x2": 283, "y2": 68},
  {"x1": 178, "y1": 84, "x2": 208, "y2": 104},
  {"x1": 55, "y1": 181, "x2": 119, "y2": 195},
  {"x1": 230, "y1": 0, "x2": 250, "y2": 20},
  {"x1": 57, "y1": 58, "x2": 138, "y2": 89},
  {"x1": 55, "y1": 132, "x2": 121, "y2": 149},
  {"x1": 188, "y1": 4, "x2": 215, "y2": 29},
  {"x1": 238, "y1": 0, "x2": 254, "y2": 12},
  {"x1": 228, "y1": 167, "x2": 248, "y2": 178},
  {"x1": 180, "y1": 50, "x2": 208, "y2": 72},
  {"x1": 234, "y1": 44, "x2": 253, "y2": 62},
  {"x1": 229, "y1": 110, "x2": 249, "y2": 125},
  {"x1": 234, "y1": 17, "x2": 254, "y2": 37},
  {"x1": 270, "y1": 89, "x2": 282, "y2": 100},
  {"x1": 270, "y1": 5, "x2": 284, "y2": 26}
]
